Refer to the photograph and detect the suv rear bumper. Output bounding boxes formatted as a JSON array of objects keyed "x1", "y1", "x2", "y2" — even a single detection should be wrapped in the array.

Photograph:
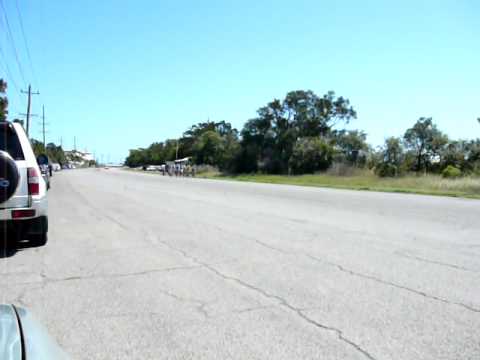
[
  {"x1": 0, "y1": 195, "x2": 48, "y2": 240},
  {"x1": 0, "y1": 216, "x2": 48, "y2": 237},
  {"x1": 0, "y1": 195, "x2": 47, "y2": 220}
]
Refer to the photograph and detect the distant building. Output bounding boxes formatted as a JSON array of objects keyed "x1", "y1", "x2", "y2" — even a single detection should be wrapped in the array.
[{"x1": 65, "y1": 150, "x2": 94, "y2": 165}]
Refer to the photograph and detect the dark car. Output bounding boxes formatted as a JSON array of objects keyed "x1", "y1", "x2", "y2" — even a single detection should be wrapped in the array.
[{"x1": 36, "y1": 154, "x2": 51, "y2": 190}]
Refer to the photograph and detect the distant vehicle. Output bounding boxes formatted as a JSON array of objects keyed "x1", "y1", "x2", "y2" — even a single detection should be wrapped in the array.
[
  {"x1": 145, "y1": 165, "x2": 157, "y2": 171},
  {"x1": 37, "y1": 154, "x2": 51, "y2": 190},
  {"x1": 38, "y1": 165, "x2": 50, "y2": 190},
  {"x1": 51, "y1": 163, "x2": 61, "y2": 171},
  {"x1": 0, "y1": 121, "x2": 48, "y2": 246},
  {"x1": 0, "y1": 304, "x2": 69, "y2": 359}
]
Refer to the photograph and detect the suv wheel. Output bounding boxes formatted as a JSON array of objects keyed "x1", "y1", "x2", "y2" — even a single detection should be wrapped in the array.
[
  {"x1": 0, "y1": 151, "x2": 20, "y2": 203},
  {"x1": 30, "y1": 232, "x2": 48, "y2": 246}
]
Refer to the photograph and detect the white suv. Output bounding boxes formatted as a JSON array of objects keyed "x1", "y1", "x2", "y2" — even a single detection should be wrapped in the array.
[{"x1": 0, "y1": 121, "x2": 48, "y2": 246}]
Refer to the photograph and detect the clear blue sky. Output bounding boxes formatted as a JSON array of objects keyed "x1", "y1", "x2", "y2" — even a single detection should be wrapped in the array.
[{"x1": 1, "y1": 0, "x2": 478, "y2": 163}]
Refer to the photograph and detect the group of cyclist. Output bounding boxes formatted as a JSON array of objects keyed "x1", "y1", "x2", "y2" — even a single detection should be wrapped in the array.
[{"x1": 162, "y1": 163, "x2": 196, "y2": 177}]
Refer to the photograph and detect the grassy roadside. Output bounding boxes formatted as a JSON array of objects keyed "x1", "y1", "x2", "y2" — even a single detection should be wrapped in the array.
[
  {"x1": 197, "y1": 171, "x2": 480, "y2": 199},
  {"x1": 122, "y1": 167, "x2": 480, "y2": 199}
]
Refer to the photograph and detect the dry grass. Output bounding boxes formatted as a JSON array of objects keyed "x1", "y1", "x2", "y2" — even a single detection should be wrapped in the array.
[{"x1": 200, "y1": 172, "x2": 480, "y2": 199}]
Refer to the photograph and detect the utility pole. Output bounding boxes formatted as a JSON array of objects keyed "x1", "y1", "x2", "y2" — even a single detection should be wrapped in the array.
[
  {"x1": 21, "y1": 85, "x2": 40, "y2": 136},
  {"x1": 42, "y1": 105, "x2": 46, "y2": 147}
]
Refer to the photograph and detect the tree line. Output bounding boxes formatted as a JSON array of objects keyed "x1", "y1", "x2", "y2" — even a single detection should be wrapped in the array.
[
  {"x1": 30, "y1": 139, "x2": 67, "y2": 165},
  {"x1": 125, "y1": 89, "x2": 480, "y2": 178}
]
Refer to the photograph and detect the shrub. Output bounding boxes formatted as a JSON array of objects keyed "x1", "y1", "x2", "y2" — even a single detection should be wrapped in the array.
[
  {"x1": 326, "y1": 163, "x2": 358, "y2": 176},
  {"x1": 375, "y1": 163, "x2": 398, "y2": 177},
  {"x1": 289, "y1": 138, "x2": 334, "y2": 174},
  {"x1": 195, "y1": 164, "x2": 219, "y2": 175},
  {"x1": 441, "y1": 165, "x2": 462, "y2": 179}
]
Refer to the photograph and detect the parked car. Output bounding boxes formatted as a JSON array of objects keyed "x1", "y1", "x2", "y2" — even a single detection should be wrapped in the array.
[
  {"x1": 0, "y1": 121, "x2": 48, "y2": 246},
  {"x1": 36, "y1": 154, "x2": 51, "y2": 190},
  {"x1": 0, "y1": 304, "x2": 69, "y2": 359},
  {"x1": 51, "y1": 163, "x2": 61, "y2": 172}
]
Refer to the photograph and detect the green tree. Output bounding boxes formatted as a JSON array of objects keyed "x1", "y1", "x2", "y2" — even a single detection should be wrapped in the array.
[
  {"x1": 237, "y1": 117, "x2": 275, "y2": 173},
  {"x1": 383, "y1": 137, "x2": 403, "y2": 167},
  {"x1": 180, "y1": 120, "x2": 238, "y2": 159},
  {"x1": 125, "y1": 148, "x2": 149, "y2": 167},
  {"x1": 239, "y1": 90, "x2": 356, "y2": 174},
  {"x1": 403, "y1": 117, "x2": 448, "y2": 173},
  {"x1": 193, "y1": 130, "x2": 223, "y2": 165},
  {"x1": 288, "y1": 137, "x2": 334, "y2": 174},
  {"x1": 177, "y1": 120, "x2": 240, "y2": 170},
  {"x1": 46, "y1": 142, "x2": 67, "y2": 164},
  {"x1": 333, "y1": 130, "x2": 368, "y2": 166},
  {"x1": 374, "y1": 137, "x2": 404, "y2": 177},
  {"x1": 0, "y1": 79, "x2": 8, "y2": 122},
  {"x1": 443, "y1": 139, "x2": 480, "y2": 174},
  {"x1": 124, "y1": 138, "x2": 182, "y2": 167},
  {"x1": 31, "y1": 139, "x2": 46, "y2": 157},
  {"x1": 283, "y1": 90, "x2": 357, "y2": 137}
]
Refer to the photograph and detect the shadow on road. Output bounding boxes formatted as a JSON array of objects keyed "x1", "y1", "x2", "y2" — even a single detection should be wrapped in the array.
[
  {"x1": 0, "y1": 239, "x2": 42, "y2": 259},
  {"x1": 0, "y1": 243, "x2": 16, "y2": 258}
]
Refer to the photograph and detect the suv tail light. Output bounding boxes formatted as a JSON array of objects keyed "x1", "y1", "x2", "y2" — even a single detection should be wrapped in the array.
[
  {"x1": 12, "y1": 209, "x2": 36, "y2": 219},
  {"x1": 28, "y1": 167, "x2": 40, "y2": 195}
]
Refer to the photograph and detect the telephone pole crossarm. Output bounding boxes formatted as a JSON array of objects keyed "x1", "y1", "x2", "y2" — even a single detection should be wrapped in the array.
[{"x1": 20, "y1": 84, "x2": 40, "y2": 137}]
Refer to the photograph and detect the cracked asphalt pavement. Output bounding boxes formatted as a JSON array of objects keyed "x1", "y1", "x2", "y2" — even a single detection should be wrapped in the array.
[{"x1": 1, "y1": 168, "x2": 479, "y2": 359}]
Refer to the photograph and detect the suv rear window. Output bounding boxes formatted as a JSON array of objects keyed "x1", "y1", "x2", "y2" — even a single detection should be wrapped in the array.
[{"x1": 0, "y1": 125, "x2": 25, "y2": 160}]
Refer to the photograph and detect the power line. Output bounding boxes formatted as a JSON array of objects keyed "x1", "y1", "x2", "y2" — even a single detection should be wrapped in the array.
[
  {"x1": 0, "y1": 47, "x2": 18, "y2": 91},
  {"x1": 14, "y1": 0, "x2": 38, "y2": 90},
  {"x1": 0, "y1": 46, "x2": 23, "y2": 105},
  {"x1": 0, "y1": 2, "x2": 25, "y2": 108},
  {"x1": 0, "y1": 12, "x2": 20, "y2": 91},
  {"x1": 0, "y1": 0, "x2": 27, "y2": 86}
]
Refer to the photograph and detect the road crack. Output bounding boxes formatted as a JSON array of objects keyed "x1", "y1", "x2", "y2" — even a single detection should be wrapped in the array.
[
  {"x1": 306, "y1": 254, "x2": 480, "y2": 313},
  {"x1": 395, "y1": 251, "x2": 478, "y2": 273},
  {"x1": 232, "y1": 305, "x2": 274, "y2": 314},
  {"x1": 199, "y1": 261, "x2": 377, "y2": 360},
  {"x1": 155, "y1": 288, "x2": 213, "y2": 319},
  {"x1": 207, "y1": 224, "x2": 480, "y2": 314},
  {"x1": 149, "y1": 234, "x2": 376, "y2": 360},
  {"x1": 30, "y1": 265, "x2": 203, "y2": 286}
]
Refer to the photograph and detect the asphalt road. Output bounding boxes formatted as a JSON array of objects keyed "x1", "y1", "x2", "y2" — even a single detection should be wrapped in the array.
[{"x1": 1, "y1": 168, "x2": 479, "y2": 360}]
